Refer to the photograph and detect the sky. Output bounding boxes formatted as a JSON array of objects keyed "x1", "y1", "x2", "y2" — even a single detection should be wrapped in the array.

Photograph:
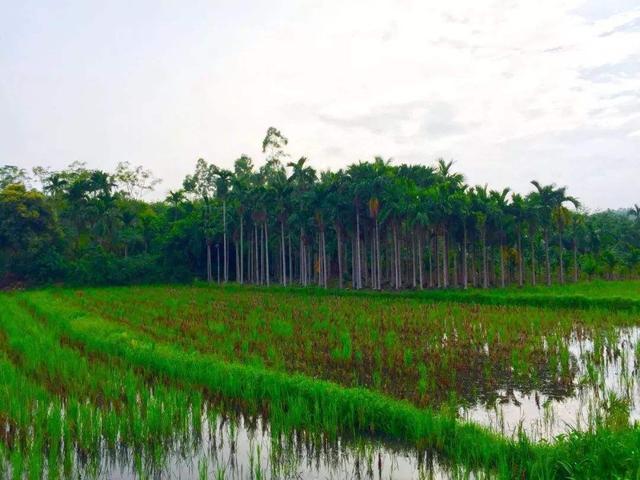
[{"x1": 1, "y1": 0, "x2": 639, "y2": 210}]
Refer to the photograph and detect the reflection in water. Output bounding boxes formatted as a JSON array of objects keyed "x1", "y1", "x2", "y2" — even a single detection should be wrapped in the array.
[
  {"x1": 460, "y1": 327, "x2": 640, "y2": 440},
  {"x1": 52, "y1": 408, "x2": 485, "y2": 480}
]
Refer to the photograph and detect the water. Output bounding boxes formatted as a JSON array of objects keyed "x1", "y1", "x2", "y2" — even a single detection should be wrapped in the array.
[
  {"x1": 32, "y1": 409, "x2": 483, "y2": 480},
  {"x1": 460, "y1": 327, "x2": 640, "y2": 440}
]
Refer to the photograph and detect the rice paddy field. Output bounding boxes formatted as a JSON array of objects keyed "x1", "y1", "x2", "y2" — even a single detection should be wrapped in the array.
[{"x1": 1, "y1": 282, "x2": 640, "y2": 479}]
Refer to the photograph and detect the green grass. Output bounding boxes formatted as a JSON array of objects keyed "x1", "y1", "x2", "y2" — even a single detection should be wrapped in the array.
[{"x1": 1, "y1": 282, "x2": 640, "y2": 478}]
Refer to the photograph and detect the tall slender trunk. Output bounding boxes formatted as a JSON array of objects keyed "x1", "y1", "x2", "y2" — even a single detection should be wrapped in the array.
[
  {"x1": 281, "y1": 221, "x2": 286, "y2": 286},
  {"x1": 254, "y1": 224, "x2": 259, "y2": 284},
  {"x1": 517, "y1": 229, "x2": 524, "y2": 287},
  {"x1": 418, "y1": 233, "x2": 424, "y2": 289},
  {"x1": 558, "y1": 229, "x2": 564, "y2": 285},
  {"x1": 216, "y1": 245, "x2": 220, "y2": 283},
  {"x1": 299, "y1": 228, "x2": 305, "y2": 285},
  {"x1": 411, "y1": 233, "x2": 415, "y2": 288},
  {"x1": 235, "y1": 240, "x2": 239, "y2": 284},
  {"x1": 223, "y1": 200, "x2": 227, "y2": 282},
  {"x1": 462, "y1": 224, "x2": 468, "y2": 289},
  {"x1": 530, "y1": 235, "x2": 536, "y2": 286},
  {"x1": 351, "y1": 238, "x2": 356, "y2": 288},
  {"x1": 206, "y1": 240, "x2": 212, "y2": 283},
  {"x1": 442, "y1": 226, "x2": 449, "y2": 289},
  {"x1": 376, "y1": 220, "x2": 382, "y2": 290},
  {"x1": 452, "y1": 240, "x2": 458, "y2": 288},
  {"x1": 370, "y1": 232, "x2": 376, "y2": 289},
  {"x1": 544, "y1": 228, "x2": 551, "y2": 286},
  {"x1": 393, "y1": 223, "x2": 399, "y2": 289},
  {"x1": 321, "y1": 230, "x2": 327, "y2": 288},
  {"x1": 356, "y1": 211, "x2": 362, "y2": 289},
  {"x1": 573, "y1": 236, "x2": 579, "y2": 283},
  {"x1": 288, "y1": 233, "x2": 292, "y2": 285},
  {"x1": 239, "y1": 216, "x2": 244, "y2": 284},
  {"x1": 482, "y1": 230, "x2": 488, "y2": 289},
  {"x1": 265, "y1": 222, "x2": 270, "y2": 287},
  {"x1": 337, "y1": 227, "x2": 343, "y2": 289},
  {"x1": 499, "y1": 240, "x2": 505, "y2": 288},
  {"x1": 471, "y1": 246, "x2": 477, "y2": 287},
  {"x1": 435, "y1": 234, "x2": 440, "y2": 288}
]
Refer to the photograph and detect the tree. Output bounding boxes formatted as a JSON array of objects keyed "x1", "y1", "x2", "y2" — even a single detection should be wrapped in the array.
[
  {"x1": 530, "y1": 181, "x2": 579, "y2": 285},
  {"x1": 0, "y1": 166, "x2": 30, "y2": 189},
  {"x1": 0, "y1": 184, "x2": 61, "y2": 283},
  {"x1": 183, "y1": 159, "x2": 217, "y2": 282},
  {"x1": 214, "y1": 168, "x2": 233, "y2": 283},
  {"x1": 114, "y1": 162, "x2": 161, "y2": 199}
]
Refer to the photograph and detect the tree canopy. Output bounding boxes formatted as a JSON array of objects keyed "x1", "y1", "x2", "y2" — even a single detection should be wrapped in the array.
[{"x1": 1, "y1": 128, "x2": 638, "y2": 288}]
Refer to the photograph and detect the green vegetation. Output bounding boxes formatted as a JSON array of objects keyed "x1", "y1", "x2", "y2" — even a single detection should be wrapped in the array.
[
  {"x1": 1, "y1": 284, "x2": 640, "y2": 478},
  {"x1": 1, "y1": 129, "x2": 639, "y2": 288}
]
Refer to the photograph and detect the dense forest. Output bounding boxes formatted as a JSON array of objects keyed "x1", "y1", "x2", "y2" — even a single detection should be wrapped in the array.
[{"x1": 1, "y1": 127, "x2": 639, "y2": 289}]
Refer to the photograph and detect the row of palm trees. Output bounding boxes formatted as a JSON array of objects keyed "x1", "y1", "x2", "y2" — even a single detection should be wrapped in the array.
[{"x1": 175, "y1": 129, "x2": 584, "y2": 290}]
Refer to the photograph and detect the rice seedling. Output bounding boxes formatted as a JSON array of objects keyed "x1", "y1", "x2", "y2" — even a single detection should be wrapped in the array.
[{"x1": 1, "y1": 283, "x2": 640, "y2": 478}]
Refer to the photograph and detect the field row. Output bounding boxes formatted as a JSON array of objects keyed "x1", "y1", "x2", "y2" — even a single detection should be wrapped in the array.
[{"x1": 0, "y1": 286, "x2": 639, "y2": 478}]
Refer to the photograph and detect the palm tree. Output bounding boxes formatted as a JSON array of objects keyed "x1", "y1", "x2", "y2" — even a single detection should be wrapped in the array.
[
  {"x1": 509, "y1": 193, "x2": 527, "y2": 287},
  {"x1": 530, "y1": 181, "x2": 579, "y2": 285},
  {"x1": 489, "y1": 188, "x2": 511, "y2": 288},
  {"x1": 165, "y1": 190, "x2": 185, "y2": 222},
  {"x1": 435, "y1": 159, "x2": 465, "y2": 288},
  {"x1": 288, "y1": 157, "x2": 316, "y2": 286},
  {"x1": 215, "y1": 169, "x2": 233, "y2": 283},
  {"x1": 471, "y1": 186, "x2": 490, "y2": 288}
]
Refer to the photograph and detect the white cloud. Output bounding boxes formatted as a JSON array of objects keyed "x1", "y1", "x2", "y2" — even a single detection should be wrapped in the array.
[{"x1": 0, "y1": 0, "x2": 639, "y2": 208}]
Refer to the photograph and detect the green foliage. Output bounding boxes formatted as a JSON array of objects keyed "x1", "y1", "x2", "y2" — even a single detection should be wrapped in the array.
[{"x1": 1, "y1": 129, "x2": 639, "y2": 288}]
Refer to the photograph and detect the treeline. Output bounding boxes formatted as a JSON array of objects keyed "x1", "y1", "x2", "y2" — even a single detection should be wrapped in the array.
[{"x1": 1, "y1": 127, "x2": 639, "y2": 288}]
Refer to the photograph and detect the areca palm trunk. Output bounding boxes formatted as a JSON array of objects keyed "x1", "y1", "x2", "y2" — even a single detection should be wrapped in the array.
[
  {"x1": 544, "y1": 228, "x2": 551, "y2": 286},
  {"x1": 355, "y1": 211, "x2": 362, "y2": 289},
  {"x1": 411, "y1": 234, "x2": 416, "y2": 288},
  {"x1": 281, "y1": 220, "x2": 286, "y2": 286},
  {"x1": 449, "y1": 238, "x2": 459, "y2": 287},
  {"x1": 462, "y1": 224, "x2": 468, "y2": 289},
  {"x1": 573, "y1": 236, "x2": 578, "y2": 283},
  {"x1": 392, "y1": 223, "x2": 399, "y2": 289},
  {"x1": 288, "y1": 233, "x2": 292, "y2": 284},
  {"x1": 216, "y1": 245, "x2": 220, "y2": 283},
  {"x1": 265, "y1": 221, "x2": 269, "y2": 286},
  {"x1": 499, "y1": 240, "x2": 505, "y2": 288},
  {"x1": 336, "y1": 226, "x2": 343, "y2": 289},
  {"x1": 322, "y1": 229, "x2": 327, "y2": 288},
  {"x1": 206, "y1": 240, "x2": 212, "y2": 283},
  {"x1": 434, "y1": 234, "x2": 440, "y2": 288},
  {"x1": 351, "y1": 238, "x2": 356, "y2": 288},
  {"x1": 441, "y1": 228, "x2": 448, "y2": 288},
  {"x1": 239, "y1": 215, "x2": 244, "y2": 284},
  {"x1": 376, "y1": 220, "x2": 382, "y2": 290},
  {"x1": 517, "y1": 229, "x2": 524, "y2": 287},
  {"x1": 254, "y1": 224, "x2": 259, "y2": 284},
  {"x1": 299, "y1": 228, "x2": 305, "y2": 286},
  {"x1": 530, "y1": 235, "x2": 536, "y2": 286},
  {"x1": 223, "y1": 200, "x2": 227, "y2": 283},
  {"x1": 418, "y1": 233, "x2": 424, "y2": 289},
  {"x1": 481, "y1": 229, "x2": 488, "y2": 289},
  {"x1": 235, "y1": 240, "x2": 239, "y2": 283},
  {"x1": 558, "y1": 228, "x2": 564, "y2": 284}
]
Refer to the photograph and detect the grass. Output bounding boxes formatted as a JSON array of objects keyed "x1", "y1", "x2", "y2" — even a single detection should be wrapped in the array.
[{"x1": 0, "y1": 282, "x2": 639, "y2": 478}]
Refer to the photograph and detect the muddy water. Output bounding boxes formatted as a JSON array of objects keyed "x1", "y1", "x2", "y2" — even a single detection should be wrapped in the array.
[{"x1": 460, "y1": 327, "x2": 640, "y2": 440}]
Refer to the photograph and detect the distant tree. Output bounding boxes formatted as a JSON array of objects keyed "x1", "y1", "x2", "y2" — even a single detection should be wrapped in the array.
[
  {"x1": 0, "y1": 165, "x2": 30, "y2": 189},
  {"x1": 183, "y1": 158, "x2": 217, "y2": 282}
]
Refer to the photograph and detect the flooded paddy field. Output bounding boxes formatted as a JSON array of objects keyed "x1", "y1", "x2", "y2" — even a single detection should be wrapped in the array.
[{"x1": 1, "y1": 285, "x2": 640, "y2": 478}]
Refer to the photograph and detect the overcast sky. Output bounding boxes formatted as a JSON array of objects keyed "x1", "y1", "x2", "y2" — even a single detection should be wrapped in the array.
[{"x1": 1, "y1": 0, "x2": 639, "y2": 209}]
